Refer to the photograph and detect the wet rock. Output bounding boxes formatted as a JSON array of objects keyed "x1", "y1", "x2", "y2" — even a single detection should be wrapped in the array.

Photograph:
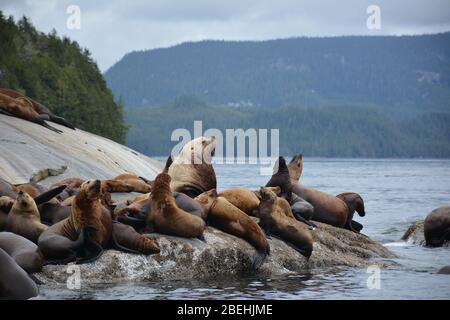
[
  {"x1": 0, "y1": 114, "x2": 162, "y2": 185},
  {"x1": 36, "y1": 222, "x2": 396, "y2": 284},
  {"x1": 401, "y1": 220, "x2": 450, "y2": 247}
]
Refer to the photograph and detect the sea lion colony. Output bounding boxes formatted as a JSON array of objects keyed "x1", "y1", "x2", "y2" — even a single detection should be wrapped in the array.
[{"x1": 0, "y1": 113, "x2": 449, "y2": 299}]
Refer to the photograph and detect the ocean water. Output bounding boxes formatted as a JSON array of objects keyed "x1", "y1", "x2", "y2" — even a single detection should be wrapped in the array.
[{"x1": 39, "y1": 158, "x2": 450, "y2": 299}]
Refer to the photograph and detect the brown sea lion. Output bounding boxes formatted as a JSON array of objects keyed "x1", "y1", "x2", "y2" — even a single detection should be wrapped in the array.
[
  {"x1": 146, "y1": 173, "x2": 205, "y2": 238},
  {"x1": 258, "y1": 187, "x2": 313, "y2": 258},
  {"x1": 0, "y1": 88, "x2": 75, "y2": 129},
  {"x1": 6, "y1": 191, "x2": 48, "y2": 243},
  {"x1": 265, "y1": 156, "x2": 292, "y2": 202},
  {"x1": 336, "y1": 192, "x2": 366, "y2": 233},
  {"x1": 113, "y1": 173, "x2": 152, "y2": 193},
  {"x1": 218, "y1": 188, "x2": 260, "y2": 217},
  {"x1": 168, "y1": 136, "x2": 217, "y2": 198},
  {"x1": 195, "y1": 189, "x2": 270, "y2": 270},
  {"x1": 0, "y1": 248, "x2": 39, "y2": 299},
  {"x1": 0, "y1": 91, "x2": 63, "y2": 133},
  {"x1": 0, "y1": 232, "x2": 43, "y2": 273},
  {"x1": 39, "y1": 179, "x2": 159, "y2": 264},
  {"x1": 424, "y1": 206, "x2": 450, "y2": 247},
  {"x1": 287, "y1": 154, "x2": 303, "y2": 182}
]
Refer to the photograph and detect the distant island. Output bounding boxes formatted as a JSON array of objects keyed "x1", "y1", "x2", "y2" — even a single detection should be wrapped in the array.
[{"x1": 105, "y1": 35, "x2": 450, "y2": 157}]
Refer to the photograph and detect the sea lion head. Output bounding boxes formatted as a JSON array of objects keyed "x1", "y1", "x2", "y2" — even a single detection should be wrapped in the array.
[
  {"x1": 259, "y1": 187, "x2": 277, "y2": 203},
  {"x1": 13, "y1": 191, "x2": 38, "y2": 214},
  {"x1": 176, "y1": 136, "x2": 216, "y2": 165},
  {"x1": 79, "y1": 179, "x2": 102, "y2": 201},
  {"x1": 195, "y1": 189, "x2": 218, "y2": 213},
  {"x1": 273, "y1": 156, "x2": 288, "y2": 174},
  {"x1": 288, "y1": 154, "x2": 303, "y2": 182}
]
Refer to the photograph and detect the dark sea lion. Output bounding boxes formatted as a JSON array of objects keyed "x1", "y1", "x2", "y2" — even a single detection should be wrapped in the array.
[
  {"x1": 265, "y1": 156, "x2": 292, "y2": 202},
  {"x1": 218, "y1": 188, "x2": 260, "y2": 217},
  {"x1": 336, "y1": 192, "x2": 366, "y2": 233},
  {"x1": 195, "y1": 189, "x2": 270, "y2": 270},
  {"x1": 6, "y1": 191, "x2": 48, "y2": 243},
  {"x1": 0, "y1": 88, "x2": 75, "y2": 129},
  {"x1": 39, "y1": 202, "x2": 71, "y2": 225},
  {"x1": 146, "y1": 173, "x2": 205, "y2": 238},
  {"x1": 0, "y1": 248, "x2": 39, "y2": 299},
  {"x1": 0, "y1": 91, "x2": 62, "y2": 133},
  {"x1": 258, "y1": 187, "x2": 313, "y2": 259},
  {"x1": 111, "y1": 221, "x2": 160, "y2": 255},
  {"x1": 437, "y1": 266, "x2": 450, "y2": 274},
  {"x1": 0, "y1": 232, "x2": 43, "y2": 273},
  {"x1": 424, "y1": 206, "x2": 450, "y2": 247},
  {"x1": 0, "y1": 196, "x2": 14, "y2": 230},
  {"x1": 168, "y1": 136, "x2": 217, "y2": 198}
]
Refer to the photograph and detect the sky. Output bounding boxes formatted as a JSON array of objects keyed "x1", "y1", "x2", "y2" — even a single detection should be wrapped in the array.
[{"x1": 2, "y1": 0, "x2": 450, "y2": 71}]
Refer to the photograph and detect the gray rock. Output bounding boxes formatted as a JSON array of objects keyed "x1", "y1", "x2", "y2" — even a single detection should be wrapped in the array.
[
  {"x1": 36, "y1": 222, "x2": 396, "y2": 284},
  {"x1": 401, "y1": 220, "x2": 450, "y2": 247},
  {"x1": 0, "y1": 114, "x2": 162, "y2": 185}
]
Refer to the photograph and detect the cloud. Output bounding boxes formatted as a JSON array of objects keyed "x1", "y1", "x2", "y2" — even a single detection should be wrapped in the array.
[{"x1": 2, "y1": 0, "x2": 450, "y2": 71}]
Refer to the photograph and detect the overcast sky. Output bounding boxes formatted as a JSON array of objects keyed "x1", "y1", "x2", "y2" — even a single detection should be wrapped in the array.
[{"x1": 2, "y1": 0, "x2": 450, "y2": 71}]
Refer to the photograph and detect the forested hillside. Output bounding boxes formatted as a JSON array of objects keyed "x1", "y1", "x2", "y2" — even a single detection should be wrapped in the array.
[
  {"x1": 0, "y1": 12, "x2": 127, "y2": 143},
  {"x1": 125, "y1": 95, "x2": 450, "y2": 157},
  {"x1": 105, "y1": 34, "x2": 450, "y2": 116}
]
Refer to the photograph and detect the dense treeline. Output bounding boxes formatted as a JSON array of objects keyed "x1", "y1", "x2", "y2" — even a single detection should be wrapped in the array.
[
  {"x1": 0, "y1": 12, "x2": 127, "y2": 143},
  {"x1": 105, "y1": 34, "x2": 450, "y2": 117},
  {"x1": 125, "y1": 95, "x2": 450, "y2": 158}
]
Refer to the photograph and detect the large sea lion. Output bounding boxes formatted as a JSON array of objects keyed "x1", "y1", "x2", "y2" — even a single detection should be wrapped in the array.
[
  {"x1": 0, "y1": 88, "x2": 75, "y2": 129},
  {"x1": 336, "y1": 192, "x2": 366, "y2": 233},
  {"x1": 0, "y1": 248, "x2": 39, "y2": 299},
  {"x1": 168, "y1": 136, "x2": 217, "y2": 198},
  {"x1": 258, "y1": 187, "x2": 313, "y2": 258},
  {"x1": 0, "y1": 232, "x2": 43, "y2": 273},
  {"x1": 146, "y1": 173, "x2": 205, "y2": 238},
  {"x1": 38, "y1": 179, "x2": 159, "y2": 264},
  {"x1": 195, "y1": 189, "x2": 270, "y2": 270},
  {"x1": 6, "y1": 191, "x2": 48, "y2": 243},
  {"x1": 424, "y1": 206, "x2": 450, "y2": 247},
  {"x1": 0, "y1": 91, "x2": 62, "y2": 133}
]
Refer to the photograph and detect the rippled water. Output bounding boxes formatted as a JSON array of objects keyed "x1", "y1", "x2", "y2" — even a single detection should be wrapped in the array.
[{"x1": 40, "y1": 159, "x2": 450, "y2": 299}]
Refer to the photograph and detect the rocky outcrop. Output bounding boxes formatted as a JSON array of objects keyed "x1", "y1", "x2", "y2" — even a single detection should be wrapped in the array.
[
  {"x1": 401, "y1": 220, "x2": 450, "y2": 247},
  {"x1": 0, "y1": 114, "x2": 162, "y2": 185},
  {"x1": 37, "y1": 222, "x2": 396, "y2": 284}
]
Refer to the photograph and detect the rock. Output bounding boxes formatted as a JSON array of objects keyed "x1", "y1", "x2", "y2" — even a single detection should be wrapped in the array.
[
  {"x1": 36, "y1": 222, "x2": 396, "y2": 284},
  {"x1": 401, "y1": 220, "x2": 450, "y2": 247},
  {"x1": 401, "y1": 220, "x2": 426, "y2": 245},
  {"x1": 0, "y1": 114, "x2": 163, "y2": 185}
]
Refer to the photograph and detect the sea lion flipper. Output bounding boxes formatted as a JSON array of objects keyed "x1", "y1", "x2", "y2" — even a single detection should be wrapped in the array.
[
  {"x1": 251, "y1": 250, "x2": 268, "y2": 270},
  {"x1": 40, "y1": 120, "x2": 63, "y2": 134},
  {"x1": 49, "y1": 115, "x2": 76, "y2": 130},
  {"x1": 27, "y1": 273, "x2": 44, "y2": 285},
  {"x1": 34, "y1": 185, "x2": 67, "y2": 205},
  {"x1": 75, "y1": 241, "x2": 103, "y2": 264},
  {"x1": 294, "y1": 213, "x2": 318, "y2": 230}
]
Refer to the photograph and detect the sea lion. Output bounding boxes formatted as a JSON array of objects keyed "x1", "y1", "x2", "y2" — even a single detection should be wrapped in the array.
[
  {"x1": 265, "y1": 156, "x2": 292, "y2": 202},
  {"x1": 0, "y1": 91, "x2": 62, "y2": 133},
  {"x1": 195, "y1": 189, "x2": 270, "y2": 270},
  {"x1": 113, "y1": 173, "x2": 152, "y2": 193},
  {"x1": 218, "y1": 188, "x2": 260, "y2": 217},
  {"x1": 0, "y1": 196, "x2": 14, "y2": 230},
  {"x1": 168, "y1": 136, "x2": 217, "y2": 198},
  {"x1": 336, "y1": 192, "x2": 366, "y2": 233},
  {"x1": 6, "y1": 191, "x2": 48, "y2": 243},
  {"x1": 437, "y1": 266, "x2": 450, "y2": 274},
  {"x1": 424, "y1": 206, "x2": 450, "y2": 247},
  {"x1": 39, "y1": 179, "x2": 159, "y2": 264},
  {"x1": 291, "y1": 183, "x2": 348, "y2": 228},
  {"x1": 287, "y1": 154, "x2": 303, "y2": 182},
  {"x1": 258, "y1": 187, "x2": 313, "y2": 258},
  {"x1": 0, "y1": 88, "x2": 75, "y2": 129},
  {"x1": 146, "y1": 173, "x2": 205, "y2": 238},
  {"x1": 0, "y1": 232, "x2": 43, "y2": 273},
  {"x1": 0, "y1": 248, "x2": 39, "y2": 299},
  {"x1": 39, "y1": 202, "x2": 71, "y2": 225}
]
